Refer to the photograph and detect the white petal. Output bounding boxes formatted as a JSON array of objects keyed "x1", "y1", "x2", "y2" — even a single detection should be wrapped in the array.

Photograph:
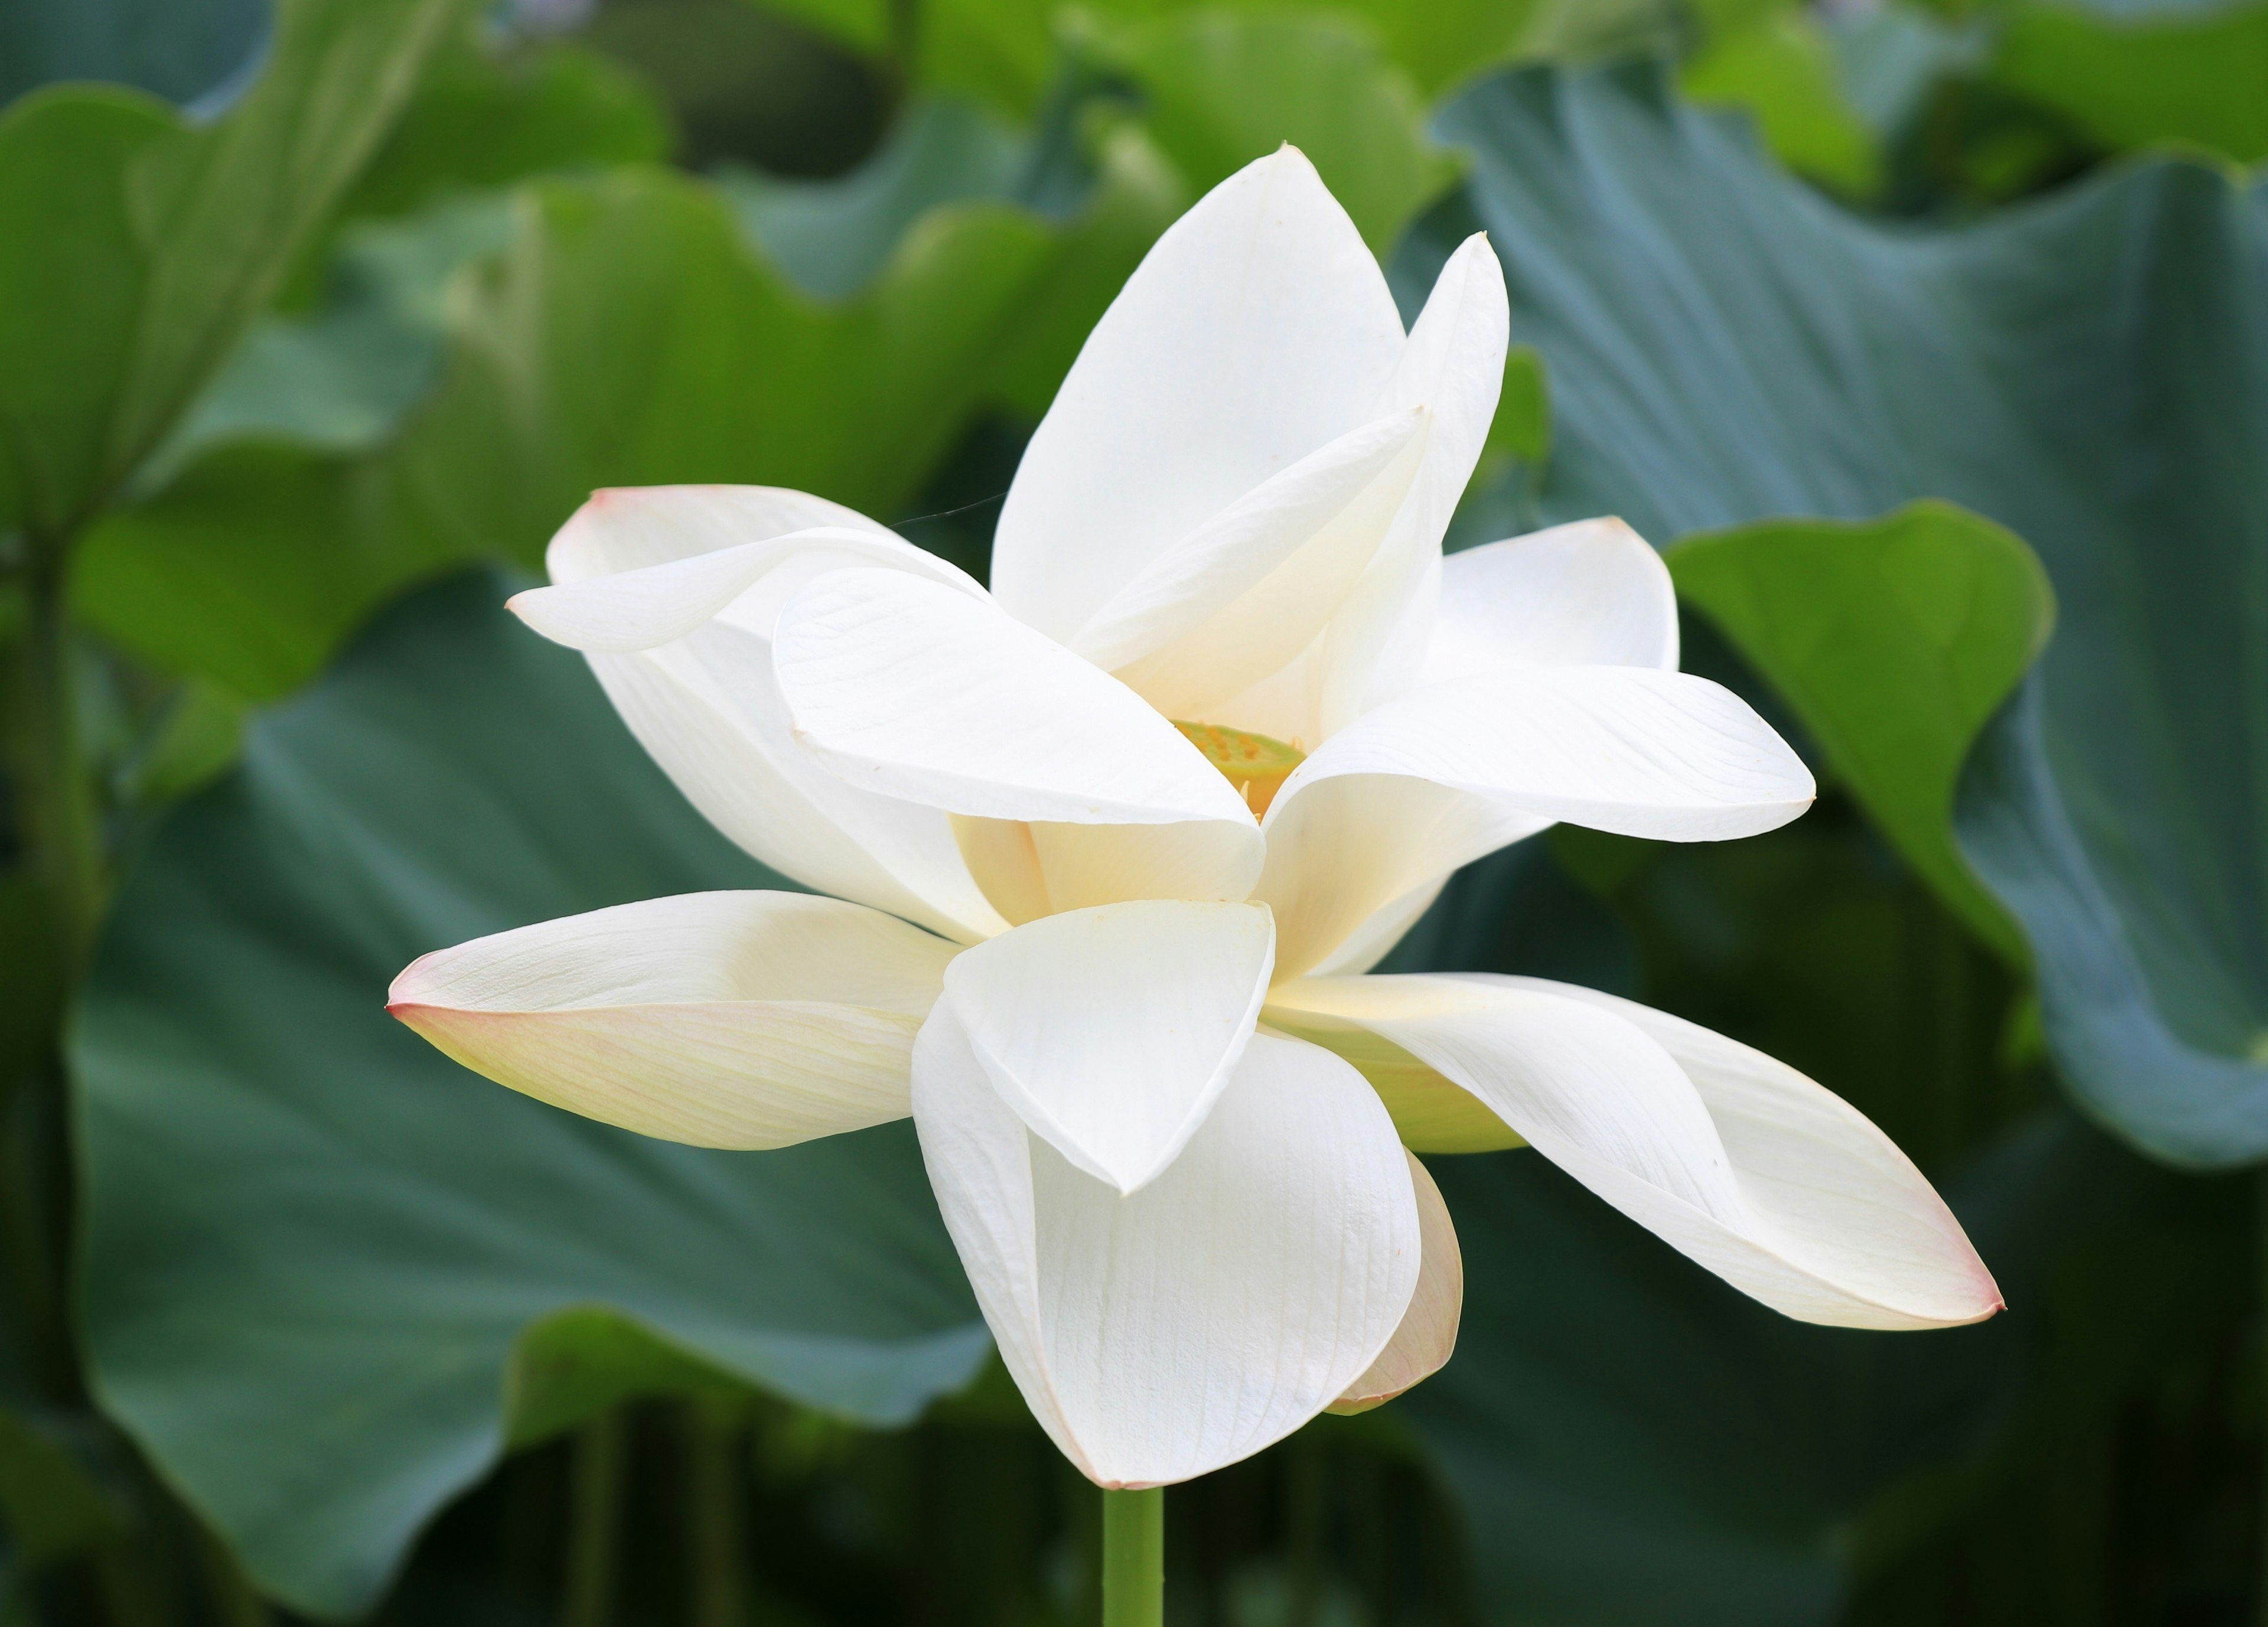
[
  {"x1": 1262, "y1": 1002, "x2": 1529, "y2": 1154},
  {"x1": 913, "y1": 1010, "x2": 1420, "y2": 1485},
  {"x1": 1271, "y1": 975, "x2": 2003, "y2": 1329},
  {"x1": 1425, "y1": 517, "x2": 1679, "y2": 684},
  {"x1": 1080, "y1": 410, "x2": 1427, "y2": 720},
  {"x1": 1330, "y1": 1152, "x2": 1461, "y2": 1413},
  {"x1": 544, "y1": 485, "x2": 901, "y2": 581},
  {"x1": 991, "y1": 147, "x2": 1405, "y2": 645},
  {"x1": 388, "y1": 892, "x2": 956, "y2": 1147},
  {"x1": 942, "y1": 901, "x2": 1275, "y2": 1194},
  {"x1": 773, "y1": 567, "x2": 1258, "y2": 829},
  {"x1": 1257, "y1": 772, "x2": 1546, "y2": 980},
  {"x1": 1271, "y1": 976, "x2": 1749, "y2": 1223},
  {"x1": 1279, "y1": 664, "x2": 1815, "y2": 842},
  {"x1": 1307, "y1": 875, "x2": 1448, "y2": 976},
  {"x1": 586, "y1": 632, "x2": 1005, "y2": 943},
  {"x1": 1312, "y1": 234, "x2": 1510, "y2": 735},
  {"x1": 953, "y1": 817, "x2": 1267, "y2": 927}
]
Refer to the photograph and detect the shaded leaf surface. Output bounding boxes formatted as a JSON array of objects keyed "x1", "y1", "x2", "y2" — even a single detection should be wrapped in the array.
[
  {"x1": 1398, "y1": 63, "x2": 2268, "y2": 1164},
  {"x1": 74, "y1": 571, "x2": 987, "y2": 1618}
]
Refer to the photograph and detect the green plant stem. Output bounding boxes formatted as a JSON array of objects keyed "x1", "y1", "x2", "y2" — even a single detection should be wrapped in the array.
[
  {"x1": 2258, "y1": 1168, "x2": 2268, "y2": 1627},
  {"x1": 14, "y1": 549, "x2": 103, "y2": 970},
  {"x1": 1101, "y1": 1487, "x2": 1162, "y2": 1627},
  {"x1": 562, "y1": 1410, "x2": 627, "y2": 1627},
  {"x1": 682, "y1": 1401, "x2": 748, "y2": 1627}
]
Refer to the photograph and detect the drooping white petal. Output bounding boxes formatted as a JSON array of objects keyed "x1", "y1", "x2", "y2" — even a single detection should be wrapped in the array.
[
  {"x1": 1258, "y1": 772, "x2": 1547, "y2": 980},
  {"x1": 1425, "y1": 517, "x2": 1679, "y2": 684},
  {"x1": 1078, "y1": 410, "x2": 1426, "y2": 718},
  {"x1": 1312, "y1": 234, "x2": 1510, "y2": 736},
  {"x1": 1331, "y1": 1152, "x2": 1462, "y2": 1414},
  {"x1": 942, "y1": 901, "x2": 1275, "y2": 1194},
  {"x1": 913, "y1": 1009, "x2": 1420, "y2": 1486},
  {"x1": 1269, "y1": 975, "x2": 2003, "y2": 1329},
  {"x1": 773, "y1": 567, "x2": 1257, "y2": 830},
  {"x1": 991, "y1": 146, "x2": 1405, "y2": 645},
  {"x1": 387, "y1": 892, "x2": 956, "y2": 1147},
  {"x1": 544, "y1": 484, "x2": 900, "y2": 582},
  {"x1": 589, "y1": 632, "x2": 1005, "y2": 943},
  {"x1": 518, "y1": 486, "x2": 1003, "y2": 941},
  {"x1": 513, "y1": 526, "x2": 977, "y2": 654},
  {"x1": 1279, "y1": 664, "x2": 1814, "y2": 843}
]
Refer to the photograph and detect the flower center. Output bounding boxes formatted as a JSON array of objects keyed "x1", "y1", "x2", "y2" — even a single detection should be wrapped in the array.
[{"x1": 1171, "y1": 721, "x2": 1305, "y2": 818}]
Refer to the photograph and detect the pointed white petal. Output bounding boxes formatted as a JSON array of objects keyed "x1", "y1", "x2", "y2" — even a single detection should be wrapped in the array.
[
  {"x1": 992, "y1": 147, "x2": 1405, "y2": 644},
  {"x1": 942, "y1": 901, "x2": 1274, "y2": 1194},
  {"x1": 1312, "y1": 234, "x2": 1510, "y2": 734},
  {"x1": 1330, "y1": 1153, "x2": 1462, "y2": 1413},
  {"x1": 1272, "y1": 975, "x2": 2003, "y2": 1328},
  {"x1": 1080, "y1": 410, "x2": 1426, "y2": 717},
  {"x1": 913, "y1": 1010, "x2": 1420, "y2": 1486},
  {"x1": 543, "y1": 485, "x2": 900, "y2": 582},
  {"x1": 1257, "y1": 771, "x2": 1546, "y2": 980},
  {"x1": 388, "y1": 892, "x2": 956, "y2": 1147},
  {"x1": 1306, "y1": 876, "x2": 1448, "y2": 977},
  {"x1": 513, "y1": 526, "x2": 976, "y2": 654},
  {"x1": 1281, "y1": 664, "x2": 1814, "y2": 843},
  {"x1": 773, "y1": 567, "x2": 1258, "y2": 829},
  {"x1": 1426, "y1": 517, "x2": 1679, "y2": 684}
]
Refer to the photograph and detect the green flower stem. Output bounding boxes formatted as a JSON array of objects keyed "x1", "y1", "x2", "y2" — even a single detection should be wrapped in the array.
[
  {"x1": 1102, "y1": 1487, "x2": 1164, "y2": 1627},
  {"x1": 13, "y1": 548, "x2": 104, "y2": 971},
  {"x1": 562, "y1": 1410, "x2": 628, "y2": 1627}
]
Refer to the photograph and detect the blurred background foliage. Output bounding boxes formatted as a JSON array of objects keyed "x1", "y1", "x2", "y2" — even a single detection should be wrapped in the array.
[{"x1": 0, "y1": 0, "x2": 2264, "y2": 1622}]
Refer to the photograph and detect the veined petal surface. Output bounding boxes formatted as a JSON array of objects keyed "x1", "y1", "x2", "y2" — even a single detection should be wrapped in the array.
[
  {"x1": 1312, "y1": 233, "x2": 1510, "y2": 736},
  {"x1": 1080, "y1": 409, "x2": 1427, "y2": 720},
  {"x1": 913, "y1": 1009, "x2": 1419, "y2": 1486},
  {"x1": 991, "y1": 146, "x2": 1405, "y2": 645},
  {"x1": 942, "y1": 901, "x2": 1275, "y2": 1194},
  {"x1": 1280, "y1": 664, "x2": 1813, "y2": 843},
  {"x1": 1330, "y1": 1151, "x2": 1462, "y2": 1414},
  {"x1": 1425, "y1": 518, "x2": 1679, "y2": 684},
  {"x1": 773, "y1": 568, "x2": 1257, "y2": 831},
  {"x1": 387, "y1": 892, "x2": 956, "y2": 1148},
  {"x1": 1269, "y1": 974, "x2": 2002, "y2": 1329}
]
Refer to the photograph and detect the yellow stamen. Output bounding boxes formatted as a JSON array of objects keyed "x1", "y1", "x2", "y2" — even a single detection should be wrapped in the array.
[{"x1": 1171, "y1": 720, "x2": 1305, "y2": 819}]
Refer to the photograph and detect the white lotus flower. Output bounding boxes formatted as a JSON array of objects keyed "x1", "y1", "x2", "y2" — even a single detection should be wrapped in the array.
[{"x1": 389, "y1": 149, "x2": 2000, "y2": 1489}]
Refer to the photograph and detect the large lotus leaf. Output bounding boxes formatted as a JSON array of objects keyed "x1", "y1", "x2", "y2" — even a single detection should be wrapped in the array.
[
  {"x1": 1992, "y1": 0, "x2": 2268, "y2": 164},
  {"x1": 1394, "y1": 64, "x2": 2268, "y2": 1165},
  {"x1": 1094, "y1": 12, "x2": 1462, "y2": 256},
  {"x1": 0, "y1": 0, "x2": 474, "y2": 542},
  {"x1": 0, "y1": 0, "x2": 268, "y2": 113},
  {"x1": 72, "y1": 570, "x2": 989, "y2": 1618},
  {"x1": 1667, "y1": 503, "x2": 2054, "y2": 963},
  {"x1": 73, "y1": 142, "x2": 1175, "y2": 703}
]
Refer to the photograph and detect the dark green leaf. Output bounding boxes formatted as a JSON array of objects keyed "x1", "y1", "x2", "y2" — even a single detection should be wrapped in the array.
[
  {"x1": 1668, "y1": 502, "x2": 2054, "y2": 962},
  {"x1": 74, "y1": 570, "x2": 988, "y2": 1617},
  {"x1": 1400, "y1": 63, "x2": 2268, "y2": 1165},
  {"x1": 0, "y1": 0, "x2": 474, "y2": 542},
  {"x1": 1993, "y1": 0, "x2": 2268, "y2": 164}
]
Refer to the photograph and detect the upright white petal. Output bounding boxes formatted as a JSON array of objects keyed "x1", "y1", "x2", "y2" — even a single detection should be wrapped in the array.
[
  {"x1": 1269, "y1": 975, "x2": 2002, "y2": 1329},
  {"x1": 991, "y1": 147, "x2": 1405, "y2": 644},
  {"x1": 1080, "y1": 410, "x2": 1427, "y2": 720},
  {"x1": 773, "y1": 568, "x2": 1257, "y2": 832},
  {"x1": 914, "y1": 1009, "x2": 1420, "y2": 1486},
  {"x1": 943, "y1": 901, "x2": 1275, "y2": 1194},
  {"x1": 1331, "y1": 1152, "x2": 1462, "y2": 1414},
  {"x1": 387, "y1": 892, "x2": 955, "y2": 1147},
  {"x1": 1259, "y1": 774, "x2": 1546, "y2": 980},
  {"x1": 1312, "y1": 234, "x2": 1509, "y2": 736},
  {"x1": 545, "y1": 484, "x2": 901, "y2": 581},
  {"x1": 1425, "y1": 518, "x2": 1679, "y2": 685}
]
